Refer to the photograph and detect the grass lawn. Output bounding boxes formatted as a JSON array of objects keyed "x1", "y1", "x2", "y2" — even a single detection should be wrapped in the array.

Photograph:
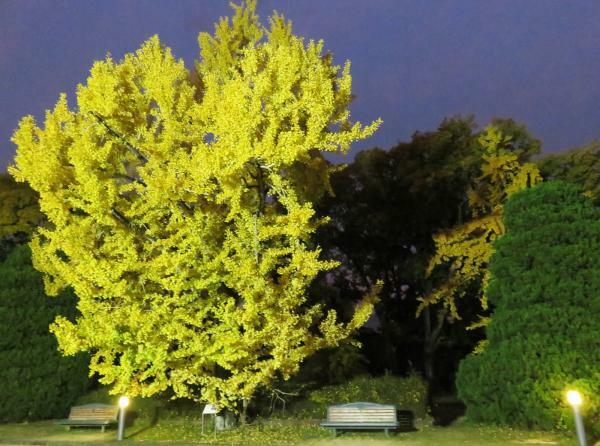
[{"x1": 0, "y1": 417, "x2": 580, "y2": 446}]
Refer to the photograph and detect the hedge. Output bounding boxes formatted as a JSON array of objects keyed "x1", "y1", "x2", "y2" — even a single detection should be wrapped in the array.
[
  {"x1": 0, "y1": 244, "x2": 90, "y2": 422},
  {"x1": 456, "y1": 181, "x2": 599, "y2": 436}
]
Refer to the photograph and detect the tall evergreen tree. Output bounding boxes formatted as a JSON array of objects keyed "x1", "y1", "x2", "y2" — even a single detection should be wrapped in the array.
[{"x1": 457, "y1": 181, "x2": 599, "y2": 435}]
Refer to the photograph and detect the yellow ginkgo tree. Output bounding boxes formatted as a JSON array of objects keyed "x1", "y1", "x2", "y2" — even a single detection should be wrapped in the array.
[
  {"x1": 418, "y1": 126, "x2": 541, "y2": 337},
  {"x1": 10, "y1": 0, "x2": 380, "y2": 414}
]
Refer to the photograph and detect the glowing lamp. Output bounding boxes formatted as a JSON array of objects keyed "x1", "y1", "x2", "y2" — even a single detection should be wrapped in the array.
[{"x1": 567, "y1": 390, "x2": 582, "y2": 407}]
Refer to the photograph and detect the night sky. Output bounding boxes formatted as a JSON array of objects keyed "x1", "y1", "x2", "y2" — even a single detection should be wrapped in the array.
[{"x1": 2, "y1": 0, "x2": 600, "y2": 171}]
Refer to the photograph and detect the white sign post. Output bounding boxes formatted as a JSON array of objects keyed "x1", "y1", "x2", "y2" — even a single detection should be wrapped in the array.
[{"x1": 202, "y1": 404, "x2": 219, "y2": 437}]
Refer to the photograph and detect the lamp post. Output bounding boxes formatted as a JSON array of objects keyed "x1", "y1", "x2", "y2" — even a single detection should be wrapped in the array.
[
  {"x1": 566, "y1": 390, "x2": 587, "y2": 446},
  {"x1": 117, "y1": 396, "x2": 130, "y2": 441}
]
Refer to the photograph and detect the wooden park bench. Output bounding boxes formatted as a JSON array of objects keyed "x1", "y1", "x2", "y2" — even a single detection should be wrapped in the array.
[
  {"x1": 320, "y1": 402, "x2": 399, "y2": 437},
  {"x1": 55, "y1": 403, "x2": 119, "y2": 432}
]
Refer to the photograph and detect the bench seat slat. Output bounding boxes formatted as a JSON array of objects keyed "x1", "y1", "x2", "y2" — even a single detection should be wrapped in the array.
[
  {"x1": 322, "y1": 422, "x2": 399, "y2": 426},
  {"x1": 56, "y1": 420, "x2": 115, "y2": 426},
  {"x1": 328, "y1": 415, "x2": 397, "y2": 418},
  {"x1": 70, "y1": 412, "x2": 118, "y2": 417},
  {"x1": 70, "y1": 412, "x2": 118, "y2": 416},
  {"x1": 328, "y1": 416, "x2": 397, "y2": 419}
]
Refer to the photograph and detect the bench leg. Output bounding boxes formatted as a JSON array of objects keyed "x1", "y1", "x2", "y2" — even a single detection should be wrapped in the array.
[
  {"x1": 101, "y1": 426, "x2": 105, "y2": 433},
  {"x1": 385, "y1": 428, "x2": 389, "y2": 437},
  {"x1": 332, "y1": 428, "x2": 337, "y2": 438}
]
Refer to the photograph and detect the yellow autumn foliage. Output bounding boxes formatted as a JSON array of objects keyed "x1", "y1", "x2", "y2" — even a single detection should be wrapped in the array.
[
  {"x1": 419, "y1": 126, "x2": 541, "y2": 321},
  {"x1": 10, "y1": 1, "x2": 380, "y2": 409}
]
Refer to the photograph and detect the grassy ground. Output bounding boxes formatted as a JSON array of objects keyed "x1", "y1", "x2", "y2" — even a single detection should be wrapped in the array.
[{"x1": 0, "y1": 417, "x2": 580, "y2": 446}]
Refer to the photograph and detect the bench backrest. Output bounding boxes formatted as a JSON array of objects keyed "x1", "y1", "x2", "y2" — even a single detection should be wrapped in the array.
[
  {"x1": 326, "y1": 402, "x2": 397, "y2": 423},
  {"x1": 68, "y1": 404, "x2": 119, "y2": 421}
]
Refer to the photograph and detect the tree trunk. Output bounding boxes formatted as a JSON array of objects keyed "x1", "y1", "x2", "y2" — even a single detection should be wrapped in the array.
[
  {"x1": 422, "y1": 306, "x2": 447, "y2": 404},
  {"x1": 240, "y1": 398, "x2": 250, "y2": 425},
  {"x1": 423, "y1": 307, "x2": 435, "y2": 384}
]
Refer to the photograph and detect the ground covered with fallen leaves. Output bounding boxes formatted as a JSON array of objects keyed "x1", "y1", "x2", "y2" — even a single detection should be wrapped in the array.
[{"x1": 0, "y1": 416, "x2": 581, "y2": 446}]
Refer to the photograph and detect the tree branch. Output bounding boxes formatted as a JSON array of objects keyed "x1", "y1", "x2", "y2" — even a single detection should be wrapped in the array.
[
  {"x1": 112, "y1": 172, "x2": 147, "y2": 188},
  {"x1": 430, "y1": 307, "x2": 448, "y2": 347},
  {"x1": 255, "y1": 160, "x2": 266, "y2": 216},
  {"x1": 89, "y1": 111, "x2": 148, "y2": 164},
  {"x1": 111, "y1": 208, "x2": 156, "y2": 243}
]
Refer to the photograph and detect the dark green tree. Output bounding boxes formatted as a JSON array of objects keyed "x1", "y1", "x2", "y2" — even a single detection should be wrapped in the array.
[
  {"x1": 456, "y1": 181, "x2": 599, "y2": 435},
  {"x1": 0, "y1": 173, "x2": 44, "y2": 260},
  {"x1": 0, "y1": 245, "x2": 89, "y2": 422},
  {"x1": 315, "y1": 116, "x2": 542, "y2": 390},
  {"x1": 316, "y1": 116, "x2": 482, "y2": 384},
  {"x1": 536, "y1": 140, "x2": 600, "y2": 204},
  {"x1": 489, "y1": 117, "x2": 541, "y2": 162}
]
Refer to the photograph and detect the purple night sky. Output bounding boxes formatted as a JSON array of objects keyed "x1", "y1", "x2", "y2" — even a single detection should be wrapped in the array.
[{"x1": 2, "y1": 0, "x2": 600, "y2": 171}]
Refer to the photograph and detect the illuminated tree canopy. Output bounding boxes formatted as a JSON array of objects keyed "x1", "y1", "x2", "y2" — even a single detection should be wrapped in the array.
[{"x1": 10, "y1": 0, "x2": 380, "y2": 409}]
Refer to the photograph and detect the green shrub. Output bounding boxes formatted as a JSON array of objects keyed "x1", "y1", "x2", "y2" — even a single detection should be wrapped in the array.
[
  {"x1": 307, "y1": 373, "x2": 428, "y2": 418},
  {"x1": 0, "y1": 245, "x2": 90, "y2": 422},
  {"x1": 456, "y1": 181, "x2": 600, "y2": 436},
  {"x1": 76, "y1": 386, "x2": 201, "y2": 420}
]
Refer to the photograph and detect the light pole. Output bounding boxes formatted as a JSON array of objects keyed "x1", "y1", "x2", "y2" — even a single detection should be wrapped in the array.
[
  {"x1": 566, "y1": 390, "x2": 587, "y2": 446},
  {"x1": 117, "y1": 396, "x2": 130, "y2": 441}
]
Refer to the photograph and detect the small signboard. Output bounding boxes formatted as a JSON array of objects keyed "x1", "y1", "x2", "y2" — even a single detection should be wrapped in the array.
[{"x1": 203, "y1": 404, "x2": 219, "y2": 415}]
